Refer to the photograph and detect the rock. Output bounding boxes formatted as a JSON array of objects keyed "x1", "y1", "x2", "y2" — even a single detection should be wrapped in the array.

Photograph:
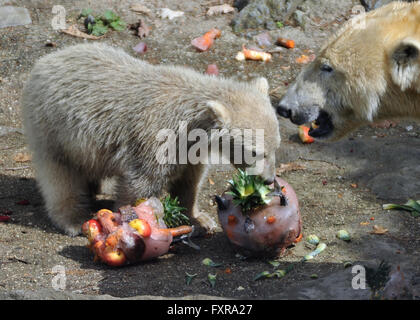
[
  {"x1": 231, "y1": 0, "x2": 289, "y2": 33},
  {"x1": 0, "y1": 6, "x2": 32, "y2": 28},
  {"x1": 233, "y1": 0, "x2": 250, "y2": 12},
  {"x1": 293, "y1": 9, "x2": 308, "y2": 29}
]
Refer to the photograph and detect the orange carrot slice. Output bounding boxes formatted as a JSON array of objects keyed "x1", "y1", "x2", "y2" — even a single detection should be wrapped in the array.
[
  {"x1": 277, "y1": 38, "x2": 295, "y2": 49},
  {"x1": 191, "y1": 28, "x2": 221, "y2": 52},
  {"x1": 167, "y1": 225, "x2": 193, "y2": 237},
  {"x1": 298, "y1": 125, "x2": 315, "y2": 144},
  {"x1": 239, "y1": 45, "x2": 272, "y2": 62}
]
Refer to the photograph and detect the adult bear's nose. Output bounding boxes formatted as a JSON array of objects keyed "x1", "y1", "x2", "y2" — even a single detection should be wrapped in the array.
[{"x1": 277, "y1": 104, "x2": 292, "y2": 119}]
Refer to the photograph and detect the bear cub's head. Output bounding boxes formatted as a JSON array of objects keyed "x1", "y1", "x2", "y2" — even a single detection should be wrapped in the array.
[{"x1": 206, "y1": 77, "x2": 280, "y2": 184}]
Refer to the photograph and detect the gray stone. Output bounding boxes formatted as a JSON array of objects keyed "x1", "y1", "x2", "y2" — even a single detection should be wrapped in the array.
[
  {"x1": 293, "y1": 10, "x2": 307, "y2": 29},
  {"x1": 231, "y1": 0, "x2": 289, "y2": 33},
  {"x1": 0, "y1": 6, "x2": 32, "y2": 28}
]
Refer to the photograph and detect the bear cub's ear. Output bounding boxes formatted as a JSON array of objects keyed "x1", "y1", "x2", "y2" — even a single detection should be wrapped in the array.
[
  {"x1": 206, "y1": 101, "x2": 231, "y2": 126},
  {"x1": 391, "y1": 38, "x2": 420, "y2": 91},
  {"x1": 252, "y1": 77, "x2": 269, "y2": 95}
]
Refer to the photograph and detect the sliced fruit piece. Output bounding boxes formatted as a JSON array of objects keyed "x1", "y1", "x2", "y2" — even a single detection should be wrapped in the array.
[
  {"x1": 191, "y1": 28, "x2": 221, "y2": 52},
  {"x1": 129, "y1": 219, "x2": 152, "y2": 237},
  {"x1": 82, "y1": 219, "x2": 103, "y2": 243},
  {"x1": 101, "y1": 247, "x2": 127, "y2": 267},
  {"x1": 298, "y1": 125, "x2": 315, "y2": 144},
  {"x1": 97, "y1": 209, "x2": 120, "y2": 234}
]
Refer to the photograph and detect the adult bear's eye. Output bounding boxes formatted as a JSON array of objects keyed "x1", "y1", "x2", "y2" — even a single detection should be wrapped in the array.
[{"x1": 320, "y1": 64, "x2": 334, "y2": 73}]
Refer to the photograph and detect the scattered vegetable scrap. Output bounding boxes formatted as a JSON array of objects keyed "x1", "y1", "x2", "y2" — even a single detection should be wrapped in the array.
[
  {"x1": 0, "y1": 215, "x2": 11, "y2": 222},
  {"x1": 133, "y1": 42, "x2": 147, "y2": 54},
  {"x1": 306, "y1": 235, "x2": 320, "y2": 245},
  {"x1": 185, "y1": 272, "x2": 197, "y2": 285},
  {"x1": 254, "y1": 269, "x2": 287, "y2": 281},
  {"x1": 298, "y1": 125, "x2": 314, "y2": 144},
  {"x1": 159, "y1": 8, "x2": 184, "y2": 20},
  {"x1": 82, "y1": 197, "x2": 193, "y2": 267},
  {"x1": 208, "y1": 273, "x2": 217, "y2": 287},
  {"x1": 276, "y1": 37, "x2": 295, "y2": 49},
  {"x1": 255, "y1": 240, "x2": 328, "y2": 282},
  {"x1": 206, "y1": 4, "x2": 235, "y2": 16},
  {"x1": 268, "y1": 260, "x2": 281, "y2": 268},
  {"x1": 296, "y1": 54, "x2": 316, "y2": 64},
  {"x1": 254, "y1": 263, "x2": 296, "y2": 281},
  {"x1": 371, "y1": 225, "x2": 388, "y2": 235},
  {"x1": 206, "y1": 64, "x2": 219, "y2": 76},
  {"x1": 202, "y1": 258, "x2": 222, "y2": 267},
  {"x1": 383, "y1": 200, "x2": 420, "y2": 218},
  {"x1": 236, "y1": 45, "x2": 272, "y2": 62},
  {"x1": 337, "y1": 229, "x2": 351, "y2": 241},
  {"x1": 191, "y1": 28, "x2": 221, "y2": 52},
  {"x1": 303, "y1": 243, "x2": 327, "y2": 261}
]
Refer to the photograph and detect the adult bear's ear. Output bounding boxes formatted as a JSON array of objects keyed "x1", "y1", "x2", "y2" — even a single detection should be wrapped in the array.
[
  {"x1": 206, "y1": 100, "x2": 231, "y2": 127},
  {"x1": 391, "y1": 38, "x2": 420, "y2": 91},
  {"x1": 252, "y1": 77, "x2": 269, "y2": 95}
]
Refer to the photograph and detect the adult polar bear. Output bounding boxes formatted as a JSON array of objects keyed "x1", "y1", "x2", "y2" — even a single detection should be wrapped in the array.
[{"x1": 277, "y1": 1, "x2": 420, "y2": 140}]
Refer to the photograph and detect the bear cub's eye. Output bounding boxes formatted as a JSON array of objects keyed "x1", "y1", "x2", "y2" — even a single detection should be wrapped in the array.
[{"x1": 320, "y1": 64, "x2": 334, "y2": 73}]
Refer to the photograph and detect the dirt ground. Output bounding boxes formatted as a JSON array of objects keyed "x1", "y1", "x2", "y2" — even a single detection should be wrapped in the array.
[{"x1": 0, "y1": 0, "x2": 419, "y2": 300}]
